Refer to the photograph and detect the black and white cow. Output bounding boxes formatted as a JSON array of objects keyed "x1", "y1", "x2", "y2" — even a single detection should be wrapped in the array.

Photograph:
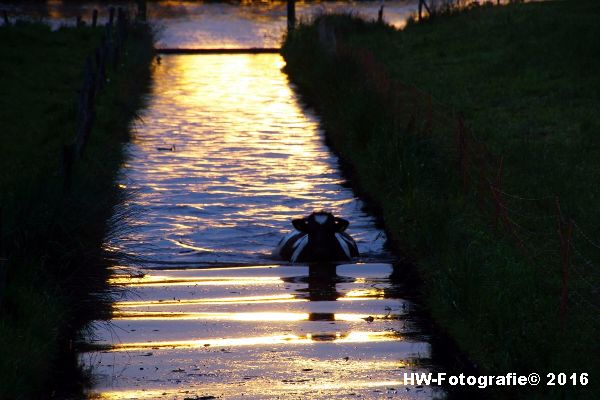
[{"x1": 274, "y1": 211, "x2": 359, "y2": 263}]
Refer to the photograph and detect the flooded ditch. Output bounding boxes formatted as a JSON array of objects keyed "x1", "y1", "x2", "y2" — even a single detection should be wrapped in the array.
[
  {"x1": 4, "y1": 1, "x2": 455, "y2": 399},
  {"x1": 81, "y1": 49, "x2": 445, "y2": 399}
]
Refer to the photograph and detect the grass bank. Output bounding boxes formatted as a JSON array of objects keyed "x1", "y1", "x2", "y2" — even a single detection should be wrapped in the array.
[
  {"x1": 0, "y1": 20, "x2": 153, "y2": 399},
  {"x1": 282, "y1": 1, "x2": 599, "y2": 398}
]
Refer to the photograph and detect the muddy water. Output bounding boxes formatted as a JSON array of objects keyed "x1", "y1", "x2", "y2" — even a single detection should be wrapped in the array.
[{"x1": 76, "y1": 2, "x2": 445, "y2": 399}]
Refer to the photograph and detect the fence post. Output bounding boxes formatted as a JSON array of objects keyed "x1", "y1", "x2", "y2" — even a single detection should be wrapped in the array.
[
  {"x1": 287, "y1": 0, "x2": 296, "y2": 32},
  {"x1": 76, "y1": 15, "x2": 83, "y2": 28},
  {"x1": 92, "y1": 9, "x2": 98, "y2": 28},
  {"x1": 3, "y1": 10, "x2": 9, "y2": 26},
  {"x1": 378, "y1": 6, "x2": 384, "y2": 23},
  {"x1": 418, "y1": 0, "x2": 431, "y2": 21}
]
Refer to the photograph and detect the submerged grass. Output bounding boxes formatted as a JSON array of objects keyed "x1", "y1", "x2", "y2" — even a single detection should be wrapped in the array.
[
  {"x1": 283, "y1": 1, "x2": 599, "y2": 398},
  {"x1": 0, "y1": 21, "x2": 154, "y2": 399}
]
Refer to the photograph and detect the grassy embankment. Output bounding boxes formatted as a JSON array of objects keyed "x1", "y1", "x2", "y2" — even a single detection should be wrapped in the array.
[
  {"x1": 283, "y1": 1, "x2": 599, "y2": 398},
  {"x1": 0, "y1": 20, "x2": 153, "y2": 399}
]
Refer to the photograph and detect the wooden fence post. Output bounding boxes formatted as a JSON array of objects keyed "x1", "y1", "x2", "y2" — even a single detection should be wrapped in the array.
[
  {"x1": 76, "y1": 15, "x2": 83, "y2": 28},
  {"x1": 92, "y1": 9, "x2": 98, "y2": 28},
  {"x1": 3, "y1": 10, "x2": 9, "y2": 26},
  {"x1": 287, "y1": 0, "x2": 296, "y2": 32},
  {"x1": 378, "y1": 6, "x2": 384, "y2": 23},
  {"x1": 418, "y1": 0, "x2": 431, "y2": 21}
]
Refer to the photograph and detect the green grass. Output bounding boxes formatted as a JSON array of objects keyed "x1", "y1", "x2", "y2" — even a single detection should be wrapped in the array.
[
  {"x1": 283, "y1": 2, "x2": 599, "y2": 398},
  {"x1": 0, "y1": 21, "x2": 154, "y2": 399}
]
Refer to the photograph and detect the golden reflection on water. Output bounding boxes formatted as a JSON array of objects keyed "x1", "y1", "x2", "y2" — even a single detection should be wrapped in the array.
[
  {"x1": 108, "y1": 331, "x2": 400, "y2": 351},
  {"x1": 115, "y1": 293, "x2": 304, "y2": 307},
  {"x1": 92, "y1": 390, "x2": 178, "y2": 400},
  {"x1": 341, "y1": 288, "x2": 386, "y2": 299},
  {"x1": 83, "y1": 48, "x2": 428, "y2": 397},
  {"x1": 113, "y1": 310, "x2": 390, "y2": 322},
  {"x1": 104, "y1": 47, "x2": 389, "y2": 264},
  {"x1": 142, "y1": 54, "x2": 335, "y2": 216},
  {"x1": 108, "y1": 275, "x2": 283, "y2": 286}
]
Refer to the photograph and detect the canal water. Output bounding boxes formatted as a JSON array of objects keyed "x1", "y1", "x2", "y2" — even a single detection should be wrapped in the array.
[{"x1": 60, "y1": 1, "x2": 447, "y2": 399}]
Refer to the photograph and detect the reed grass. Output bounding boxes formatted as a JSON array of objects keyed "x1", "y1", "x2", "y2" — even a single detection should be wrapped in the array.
[{"x1": 0, "y1": 20, "x2": 154, "y2": 399}]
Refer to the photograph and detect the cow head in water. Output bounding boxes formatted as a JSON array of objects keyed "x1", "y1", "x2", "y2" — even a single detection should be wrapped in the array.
[{"x1": 275, "y1": 211, "x2": 359, "y2": 263}]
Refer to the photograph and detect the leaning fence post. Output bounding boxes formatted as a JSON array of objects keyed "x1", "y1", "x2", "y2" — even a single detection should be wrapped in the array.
[{"x1": 92, "y1": 9, "x2": 98, "y2": 27}]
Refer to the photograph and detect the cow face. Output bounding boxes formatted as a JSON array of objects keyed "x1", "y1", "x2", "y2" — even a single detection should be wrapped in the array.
[{"x1": 291, "y1": 211, "x2": 349, "y2": 260}]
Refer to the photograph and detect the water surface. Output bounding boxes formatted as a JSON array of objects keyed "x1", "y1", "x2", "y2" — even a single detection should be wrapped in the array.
[{"x1": 69, "y1": 2, "x2": 446, "y2": 399}]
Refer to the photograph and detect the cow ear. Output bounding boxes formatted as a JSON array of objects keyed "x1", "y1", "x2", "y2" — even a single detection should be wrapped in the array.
[
  {"x1": 292, "y1": 218, "x2": 309, "y2": 232},
  {"x1": 334, "y1": 217, "x2": 349, "y2": 232}
]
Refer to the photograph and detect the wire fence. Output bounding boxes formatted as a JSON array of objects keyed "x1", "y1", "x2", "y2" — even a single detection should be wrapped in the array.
[
  {"x1": 0, "y1": 4, "x2": 146, "y2": 306},
  {"x1": 62, "y1": 6, "x2": 137, "y2": 192},
  {"x1": 319, "y1": 23, "x2": 599, "y2": 328}
]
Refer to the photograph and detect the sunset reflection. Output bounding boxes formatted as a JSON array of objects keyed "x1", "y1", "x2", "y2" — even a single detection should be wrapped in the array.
[
  {"x1": 341, "y1": 288, "x2": 387, "y2": 299},
  {"x1": 106, "y1": 331, "x2": 401, "y2": 352},
  {"x1": 113, "y1": 311, "x2": 393, "y2": 322},
  {"x1": 102, "y1": 52, "x2": 388, "y2": 265},
  {"x1": 78, "y1": 14, "x2": 430, "y2": 395},
  {"x1": 115, "y1": 293, "x2": 303, "y2": 307},
  {"x1": 108, "y1": 274, "x2": 283, "y2": 286}
]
